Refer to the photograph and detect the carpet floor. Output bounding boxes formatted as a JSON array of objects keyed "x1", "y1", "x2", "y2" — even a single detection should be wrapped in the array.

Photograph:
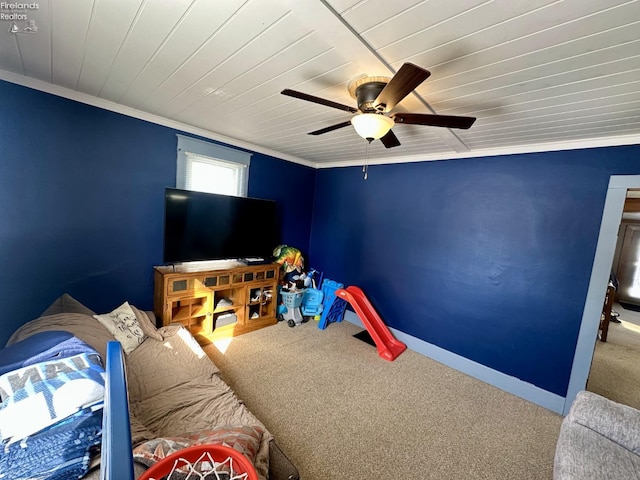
[{"x1": 204, "y1": 320, "x2": 562, "y2": 479}]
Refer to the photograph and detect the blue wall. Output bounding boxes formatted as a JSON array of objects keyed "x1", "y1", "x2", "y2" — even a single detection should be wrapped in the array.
[
  {"x1": 248, "y1": 153, "x2": 316, "y2": 260},
  {"x1": 3, "y1": 77, "x2": 640, "y2": 400},
  {"x1": 0, "y1": 80, "x2": 315, "y2": 346},
  {"x1": 310, "y1": 146, "x2": 640, "y2": 396}
]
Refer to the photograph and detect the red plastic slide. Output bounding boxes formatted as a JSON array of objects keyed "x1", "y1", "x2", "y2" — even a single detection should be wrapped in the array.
[{"x1": 335, "y1": 286, "x2": 407, "y2": 361}]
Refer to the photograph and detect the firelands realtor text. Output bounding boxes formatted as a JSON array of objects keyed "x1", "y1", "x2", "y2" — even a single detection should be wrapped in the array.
[{"x1": 1, "y1": 2, "x2": 38, "y2": 21}]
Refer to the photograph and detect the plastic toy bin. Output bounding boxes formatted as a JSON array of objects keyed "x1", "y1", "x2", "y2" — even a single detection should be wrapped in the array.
[{"x1": 280, "y1": 290, "x2": 304, "y2": 308}]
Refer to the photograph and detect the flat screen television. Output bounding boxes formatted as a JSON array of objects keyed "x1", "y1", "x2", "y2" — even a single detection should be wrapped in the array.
[{"x1": 163, "y1": 188, "x2": 279, "y2": 264}]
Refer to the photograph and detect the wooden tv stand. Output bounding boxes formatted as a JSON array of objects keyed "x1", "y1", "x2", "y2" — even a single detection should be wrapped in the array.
[{"x1": 153, "y1": 260, "x2": 279, "y2": 345}]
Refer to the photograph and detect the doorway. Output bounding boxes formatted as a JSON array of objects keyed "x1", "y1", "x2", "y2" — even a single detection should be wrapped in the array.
[
  {"x1": 612, "y1": 205, "x2": 640, "y2": 309},
  {"x1": 564, "y1": 176, "x2": 640, "y2": 415},
  {"x1": 587, "y1": 300, "x2": 640, "y2": 409},
  {"x1": 585, "y1": 195, "x2": 640, "y2": 409}
]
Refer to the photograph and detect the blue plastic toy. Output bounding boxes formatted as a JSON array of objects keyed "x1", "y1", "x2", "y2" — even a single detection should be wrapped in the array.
[
  {"x1": 317, "y1": 279, "x2": 346, "y2": 330},
  {"x1": 301, "y1": 288, "x2": 324, "y2": 318}
]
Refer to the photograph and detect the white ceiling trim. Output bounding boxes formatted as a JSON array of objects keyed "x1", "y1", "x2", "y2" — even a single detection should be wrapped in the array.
[{"x1": 315, "y1": 132, "x2": 640, "y2": 169}]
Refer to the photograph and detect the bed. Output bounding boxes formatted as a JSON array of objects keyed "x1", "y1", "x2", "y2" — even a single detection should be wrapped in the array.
[{"x1": 0, "y1": 294, "x2": 299, "y2": 480}]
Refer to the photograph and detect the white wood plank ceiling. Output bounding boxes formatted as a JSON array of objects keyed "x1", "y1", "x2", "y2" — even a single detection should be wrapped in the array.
[{"x1": 1, "y1": 0, "x2": 639, "y2": 168}]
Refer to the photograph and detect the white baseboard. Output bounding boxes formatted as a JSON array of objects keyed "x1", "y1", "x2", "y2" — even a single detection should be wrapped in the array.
[{"x1": 343, "y1": 311, "x2": 566, "y2": 414}]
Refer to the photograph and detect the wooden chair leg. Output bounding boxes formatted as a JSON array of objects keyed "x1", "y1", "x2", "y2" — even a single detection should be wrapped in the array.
[{"x1": 600, "y1": 285, "x2": 615, "y2": 342}]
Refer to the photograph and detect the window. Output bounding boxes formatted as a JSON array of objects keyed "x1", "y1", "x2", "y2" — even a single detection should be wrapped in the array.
[
  {"x1": 183, "y1": 153, "x2": 246, "y2": 196},
  {"x1": 176, "y1": 134, "x2": 251, "y2": 197}
]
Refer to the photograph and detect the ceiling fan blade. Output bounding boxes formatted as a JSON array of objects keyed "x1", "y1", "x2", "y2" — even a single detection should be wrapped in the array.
[
  {"x1": 374, "y1": 63, "x2": 431, "y2": 112},
  {"x1": 308, "y1": 120, "x2": 353, "y2": 136},
  {"x1": 380, "y1": 129, "x2": 401, "y2": 148},
  {"x1": 281, "y1": 89, "x2": 357, "y2": 113},
  {"x1": 393, "y1": 112, "x2": 476, "y2": 129}
]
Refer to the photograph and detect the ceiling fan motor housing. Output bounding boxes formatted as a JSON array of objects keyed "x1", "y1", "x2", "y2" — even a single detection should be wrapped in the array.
[{"x1": 355, "y1": 81, "x2": 387, "y2": 113}]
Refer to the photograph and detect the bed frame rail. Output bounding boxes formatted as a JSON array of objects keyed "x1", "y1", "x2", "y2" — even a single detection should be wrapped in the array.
[{"x1": 101, "y1": 341, "x2": 135, "y2": 480}]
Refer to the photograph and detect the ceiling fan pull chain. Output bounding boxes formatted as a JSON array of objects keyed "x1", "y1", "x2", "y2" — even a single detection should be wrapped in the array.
[{"x1": 364, "y1": 140, "x2": 371, "y2": 180}]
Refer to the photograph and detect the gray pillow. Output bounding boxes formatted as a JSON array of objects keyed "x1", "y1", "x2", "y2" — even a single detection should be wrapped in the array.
[{"x1": 130, "y1": 305, "x2": 163, "y2": 342}]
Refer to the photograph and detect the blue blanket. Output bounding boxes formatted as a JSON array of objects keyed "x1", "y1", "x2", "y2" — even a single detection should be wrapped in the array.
[
  {"x1": 0, "y1": 405, "x2": 102, "y2": 480},
  {"x1": 0, "y1": 333, "x2": 105, "y2": 479},
  {"x1": 0, "y1": 331, "x2": 97, "y2": 377},
  {"x1": 0, "y1": 351, "x2": 105, "y2": 442}
]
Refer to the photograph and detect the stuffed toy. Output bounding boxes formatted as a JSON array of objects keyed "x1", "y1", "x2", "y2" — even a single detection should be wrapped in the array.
[{"x1": 272, "y1": 245, "x2": 304, "y2": 275}]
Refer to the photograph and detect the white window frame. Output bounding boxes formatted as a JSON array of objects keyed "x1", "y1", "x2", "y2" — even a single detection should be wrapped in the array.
[{"x1": 176, "y1": 134, "x2": 251, "y2": 197}]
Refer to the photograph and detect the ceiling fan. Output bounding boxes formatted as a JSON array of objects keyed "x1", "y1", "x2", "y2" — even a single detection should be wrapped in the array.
[{"x1": 281, "y1": 63, "x2": 476, "y2": 148}]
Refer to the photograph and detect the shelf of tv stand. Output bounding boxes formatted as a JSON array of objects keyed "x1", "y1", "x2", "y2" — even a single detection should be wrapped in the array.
[
  {"x1": 153, "y1": 261, "x2": 279, "y2": 345},
  {"x1": 213, "y1": 304, "x2": 242, "y2": 314}
]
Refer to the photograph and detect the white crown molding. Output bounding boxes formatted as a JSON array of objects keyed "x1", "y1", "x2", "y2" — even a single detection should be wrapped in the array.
[
  {"x1": 316, "y1": 134, "x2": 640, "y2": 169},
  {"x1": 0, "y1": 69, "x2": 316, "y2": 169},
  {"x1": 2, "y1": 68, "x2": 638, "y2": 171}
]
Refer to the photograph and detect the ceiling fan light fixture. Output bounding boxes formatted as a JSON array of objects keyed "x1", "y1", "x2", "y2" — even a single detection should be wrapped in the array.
[{"x1": 351, "y1": 113, "x2": 394, "y2": 140}]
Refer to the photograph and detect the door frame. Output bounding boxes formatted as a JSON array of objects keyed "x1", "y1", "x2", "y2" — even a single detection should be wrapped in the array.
[{"x1": 564, "y1": 175, "x2": 640, "y2": 414}]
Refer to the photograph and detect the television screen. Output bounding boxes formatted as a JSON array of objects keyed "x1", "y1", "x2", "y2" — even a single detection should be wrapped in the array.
[{"x1": 163, "y1": 188, "x2": 279, "y2": 264}]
